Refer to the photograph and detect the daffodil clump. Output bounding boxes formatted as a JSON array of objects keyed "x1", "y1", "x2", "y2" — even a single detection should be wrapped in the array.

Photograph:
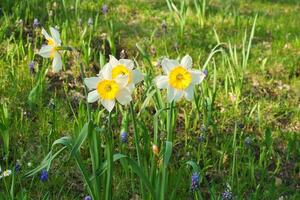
[
  {"x1": 37, "y1": 27, "x2": 205, "y2": 106},
  {"x1": 35, "y1": 26, "x2": 208, "y2": 200}
]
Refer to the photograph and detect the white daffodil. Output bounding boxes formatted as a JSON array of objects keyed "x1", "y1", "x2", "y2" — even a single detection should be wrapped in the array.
[
  {"x1": 103, "y1": 55, "x2": 144, "y2": 92},
  {"x1": 38, "y1": 27, "x2": 62, "y2": 73},
  {"x1": 84, "y1": 63, "x2": 132, "y2": 112},
  {"x1": 154, "y1": 55, "x2": 206, "y2": 102}
]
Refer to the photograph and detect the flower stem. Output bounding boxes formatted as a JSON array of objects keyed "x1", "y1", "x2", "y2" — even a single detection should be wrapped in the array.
[
  {"x1": 129, "y1": 102, "x2": 145, "y2": 197},
  {"x1": 105, "y1": 112, "x2": 113, "y2": 200},
  {"x1": 161, "y1": 101, "x2": 175, "y2": 200},
  {"x1": 167, "y1": 101, "x2": 174, "y2": 142},
  {"x1": 130, "y1": 102, "x2": 142, "y2": 165}
]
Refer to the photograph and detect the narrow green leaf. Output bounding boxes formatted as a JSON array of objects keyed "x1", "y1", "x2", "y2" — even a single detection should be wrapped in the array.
[
  {"x1": 163, "y1": 141, "x2": 173, "y2": 168},
  {"x1": 70, "y1": 121, "x2": 92, "y2": 157}
]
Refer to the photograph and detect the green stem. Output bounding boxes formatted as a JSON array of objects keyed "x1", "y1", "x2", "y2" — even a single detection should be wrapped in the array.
[
  {"x1": 105, "y1": 112, "x2": 113, "y2": 200},
  {"x1": 90, "y1": 125, "x2": 101, "y2": 200},
  {"x1": 167, "y1": 101, "x2": 174, "y2": 142},
  {"x1": 129, "y1": 102, "x2": 145, "y2": 198},
  {"x1": 79, "y1": 63, "x2": 91, "y2": 121},
  {"x1": 161, "y1": 101, "x2": 175, "y2": 200},
  {"x1": 130, "y1": 102, "x2": 142, "y2": 165}
]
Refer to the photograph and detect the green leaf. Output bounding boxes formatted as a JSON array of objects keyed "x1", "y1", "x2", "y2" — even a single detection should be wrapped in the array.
[
  {"x1": 186, "y1": 160, "x2": 200, "y2": 173},
  {"x1": 24, "y1": 136, "x2": 72, "y2": 177},
  {"x1": 264, "y1": 127, "x2": 272, "y2": 149},
  {"x1": 138, "y1": 88, "x2": 156, "y2": 116},
  {"x1": 0, "y1": 122, "x2": 7, "y2": 131},
  {"x1": 70, "y1": 121, "x2": 92, "y2": 157},
  {"x1": 95, "y1": 153, "x2": 155, "y2": 198},
  {"x1": 163, "y1": 141, "x2": 173, "y2": 168}
]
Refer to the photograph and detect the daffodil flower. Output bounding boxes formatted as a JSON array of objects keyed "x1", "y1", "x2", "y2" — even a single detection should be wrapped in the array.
[
  {"x1": 84, "y1": 63, "x2": 132, "y2": 112},
  {"x1": 154, "y1": 55, "x2": 205, "y2": 102},
  {"x1": 104, "y1": 55, "x2": 144, "y2": 92},
  {"x1": 38, "y1": 27, "x2": 62, "y2": 73},
  {"x1": 0, "y1": 169, "x2": 12, "y2": 179}
]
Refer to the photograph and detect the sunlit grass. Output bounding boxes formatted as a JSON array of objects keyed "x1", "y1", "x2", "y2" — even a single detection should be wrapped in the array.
[{"x1": 0, "y1": 0, "x2": 299, "y2": 199}]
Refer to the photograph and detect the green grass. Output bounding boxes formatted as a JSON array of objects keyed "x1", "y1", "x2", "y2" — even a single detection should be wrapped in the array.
[{"x1": 0, "y1": 0, "x2": 299, "y2": 199}]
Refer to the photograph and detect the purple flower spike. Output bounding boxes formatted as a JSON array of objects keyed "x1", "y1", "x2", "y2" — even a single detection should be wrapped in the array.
[
  {"x1": 33, "y1": 18, "x2": 39, "y2": 29},
  {"x1": 191, "y1": 172, "x2": 200, "y2": 191},
  {"x1": 121, "y1": 132, "x2": 127, "y2": 143},
  {"x1": 84, "y1": 196, "x2": 92, "y2": 200},
  {"x1": 40, "y1": 169, "x2": 48, "y2": 182},
  {"x1": 203, "y1": 69, "x2": 208, "y2": 77},
  {"x1": 102, "y1": 4, "x2": 108, "y2": 15},
  {"x1": 222, "y1": 189, "x2": 233, "y2": 200},
  {"x1": 29, "y1": 61, "x2": 35, "y2": 74},
  {"x1": 198, "y1": 135, "x2": 205, "y2": 143}
]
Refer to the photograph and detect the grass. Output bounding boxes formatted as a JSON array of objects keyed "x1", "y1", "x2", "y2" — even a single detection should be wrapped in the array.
[{"x1": 0, "y1": 0, "x2": 299, "y2": 199}]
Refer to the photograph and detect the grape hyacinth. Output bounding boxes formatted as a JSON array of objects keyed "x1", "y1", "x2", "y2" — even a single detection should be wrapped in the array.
[
  {"x1": 191, "y1": 172, "x2": 200, "y2": 191},
  {"x1": 40, "y1": 169, "x2": 48, "y2": 182},
  {"x1": 203, "y1": 69, "x2": 208, "y2": 77},
  {"x1": 222, "y1": 189, "x2": 233, "y2": 200},
  {"x1": 102, "y1": 4, "x2": 108, "y2": 15},
  {"x1": 29, "y1": 61, "x2": 35, "y2": 74},
  {"x1": 84, "y1": 196, "x2": 92, "y2": 200},
  {"x1": 120, "y1": 132, "x2": 127, "y2": 143},
  {"x1": 33, "y1": 18, "x2": 39, "y2": 29},
  {"x1": 15, "y1": 162, "x2": 21, "y2": 172},
  {"x1": 198, "y1": 135, "x2": 205, "y2": 143}
]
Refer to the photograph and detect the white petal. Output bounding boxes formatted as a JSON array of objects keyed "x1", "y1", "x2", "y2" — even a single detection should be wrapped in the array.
[
  {"x1": 154, "y1": 75, "x2": 168, "y2": 89},
  {"x1": 100, "y1": 63, "x2": 112, "y2": 79},
  {"x1": 115, "y1": 75, "x2": 129, "y2": 87},
  {"x1": 161, "y1": 58, "x2": 179, "y2": 74},
  {"x1": 38, "y1": 45, "x2": 52, "y2": 58},
  {"x1": 101, "y1": 99, "x2": 115, "y2": 112},
  {"x1": 87, "y1": 90, "x2": 99, "y2": 103},
  {"x1": 184, "y1": 85, "x2": 194, "y2": 101},
  {"x1": 191, "y1": 69, "x2": 205, "y2": 84},
  {"x1": 52, "y1": 53, "x2": 62, "y2": 72},
  {"x1": 181, "y1": 55, "x2": 192, "y2": 69},
  {"x1": 174, "y1": 90, "x2": 184, "y2": 101},
  {"x1": 132, "y1": 69, "x2": 144, "y2": 84},
  {"x1": 50, "y1": 27, "x2": 61, "y2": 45},
  {"x1": 109, "y1": 55, "x2": 120, "y2": 67},
  {"x1": 116, "y1": 88, "x2": 132, "y2": 105},
  {"x1": 84, "y1": 77, "x2": 100, "y2": 90},
  {"x1": 119, "y1": 59, "x2": 134, "y2": 70},
  {"x1": 41, "y1": 28, "x2": 51, "y2": 40},
  {"x1": 127, "y1": 83, "x2": 135, "y2": 93},
  {"x1": 167, "y1": 86, "x2": 175, "y2": 102}
]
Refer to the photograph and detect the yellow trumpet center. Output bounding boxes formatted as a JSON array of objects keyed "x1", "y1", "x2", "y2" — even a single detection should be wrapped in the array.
[
  {"x1": 112, "y1": 65, "x2": 131, "y2": 84},
  {"x1": 168, "y1": 66, "x2": 192, "y2": 89},
  {"x1": 47, "y1": 38, "x2": 56, "y2": 46},
  {"x1": 97, "y1": 80, "x2": 119, "y2": 100},
  {"x1": 47, "y1": 38, "x2": 58, "y2": 59}
]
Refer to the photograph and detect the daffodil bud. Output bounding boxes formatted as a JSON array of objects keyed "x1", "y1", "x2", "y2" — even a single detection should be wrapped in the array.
[{"x1": 152, "y1": 144, "x2": 159, "y2": 155}]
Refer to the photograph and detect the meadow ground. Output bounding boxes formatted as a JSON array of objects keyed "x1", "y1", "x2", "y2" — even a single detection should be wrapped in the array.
[{"x1": 0, "y1": 0, "x2": 299, "y2": 199}]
